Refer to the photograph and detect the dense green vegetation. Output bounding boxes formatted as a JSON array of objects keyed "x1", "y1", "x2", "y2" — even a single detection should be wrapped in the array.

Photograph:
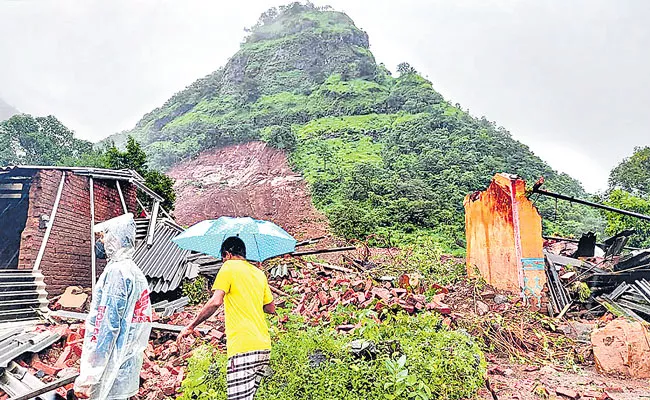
[
  {"x1": 179, "y1": 311, "x2": 486, "y2": 400},
  {"x1": 0, "y1": 114, "x2": 175, "y2": 210},
  {"x1": 603, "y1": 146, "x2": 650, "y2": 247},
  {"x1": 107, "y1": 2, "x2": 603, "y2": 250},
  {"x1": 0, "y1": 114, "x2": 93, "y2": 165}
]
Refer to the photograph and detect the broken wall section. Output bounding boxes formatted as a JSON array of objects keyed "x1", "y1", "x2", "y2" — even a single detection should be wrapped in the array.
[
  {"x1": 18, "y1": 170, "x2": 137, "y2": 295},
  {"x1": 464, "y1": 173, "x2": 546, "y2": 306}
]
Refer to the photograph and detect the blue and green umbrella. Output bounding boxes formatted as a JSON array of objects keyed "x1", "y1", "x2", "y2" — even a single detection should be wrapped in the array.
[{"x1": 172, "y1": 216, "x2": 296, "y2": 262}]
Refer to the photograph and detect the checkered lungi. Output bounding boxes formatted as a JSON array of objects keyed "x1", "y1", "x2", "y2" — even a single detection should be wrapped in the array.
[{"x1": 226, "y1": 350, "x2": 271, "y2": 400}]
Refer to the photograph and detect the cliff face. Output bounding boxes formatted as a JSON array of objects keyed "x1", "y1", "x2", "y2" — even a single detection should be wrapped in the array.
[{"x1": 168, "y1": 141, "x2": 329, "y2": 240}]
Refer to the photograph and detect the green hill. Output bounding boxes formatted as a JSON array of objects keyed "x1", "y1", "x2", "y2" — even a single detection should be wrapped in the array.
[{"x1": 115, "y1": 2, "x2": 604, "y2": 250}]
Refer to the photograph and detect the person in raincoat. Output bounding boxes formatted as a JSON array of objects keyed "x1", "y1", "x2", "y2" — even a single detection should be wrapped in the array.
[{"x1": 74, "y1": 213, "x2": 153, "y2": 400}]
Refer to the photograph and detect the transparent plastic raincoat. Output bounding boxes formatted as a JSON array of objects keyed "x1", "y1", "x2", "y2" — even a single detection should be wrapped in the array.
[{"x1": 74, "y1": 213, "x2": 153, "y2": 400}]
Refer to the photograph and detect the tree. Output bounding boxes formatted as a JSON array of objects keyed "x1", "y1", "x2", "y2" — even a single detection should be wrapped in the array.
[
  {"x1": 602, "y1": 189, "x2": 650, "y2": 248},
  {"x1": 261, "y1": 125, "x2": 297, "y2": 151},
  {"x1": 0, "y1": 114, "x2": 92, "y2": 166},
  {"x1": 105, "y1": 137, "x2": 176, "y2": 211},
  {"x1": 609, "y1": 146, "x2": 650, "y2": 196},
  {"x1": 397, "y1": 62, "x2": 417, "y2": 76},
  {"x1": 327, "y1": 200, "x2": 377, "y2": 240}
]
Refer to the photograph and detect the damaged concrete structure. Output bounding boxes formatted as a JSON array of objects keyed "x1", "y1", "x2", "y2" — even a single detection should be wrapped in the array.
[{"x1": 464, "y1": 173, "x2": 546, "y2": 306}]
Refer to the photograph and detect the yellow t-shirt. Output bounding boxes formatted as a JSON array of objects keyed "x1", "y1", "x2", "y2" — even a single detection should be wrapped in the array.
[{"x1": 212, "y1": 259, "x2": 273, "y2": 358}]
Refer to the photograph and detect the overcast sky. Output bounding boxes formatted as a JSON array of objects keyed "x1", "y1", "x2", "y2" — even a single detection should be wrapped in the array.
[{"x1": 1, "y1": 0, "x2": 649, "y2": 192}]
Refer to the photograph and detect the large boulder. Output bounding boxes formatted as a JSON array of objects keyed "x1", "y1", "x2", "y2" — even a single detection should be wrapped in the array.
[{"x1": 591, "y1": 317, "x2": 650, "y2": 378}]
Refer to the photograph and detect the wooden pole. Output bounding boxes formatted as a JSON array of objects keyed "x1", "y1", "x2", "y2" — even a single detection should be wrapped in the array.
[
  {"x1": 90, "y1": 177, "x2": 96, "y2": 292},
  {"x1": 291, "y1": 246, "x2": 356, "y2": 257},
  {"x1": 115, "y1": 180, "x2": 128, "y2": 214},
  {"x1": 146, "y1": 200, "x2": 160, "y2": 246},
  {"x1": 33, "y1": 172, "x2": 66, "y2": 271}
]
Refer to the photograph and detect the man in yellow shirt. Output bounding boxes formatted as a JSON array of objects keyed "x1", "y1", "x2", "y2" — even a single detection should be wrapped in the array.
[{"x1": 178, "y1": 236, "x2": 276, "y2": 400}]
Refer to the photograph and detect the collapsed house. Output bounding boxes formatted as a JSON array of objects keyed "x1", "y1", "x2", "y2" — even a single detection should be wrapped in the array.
[{"x1": 0, "y1": 166, "x2": 191, "y2": 324}]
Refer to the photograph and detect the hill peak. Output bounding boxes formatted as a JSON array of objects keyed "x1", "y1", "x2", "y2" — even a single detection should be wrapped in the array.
[{"x1": 244, "y1": 3, "x2": 365, "y2": 46}]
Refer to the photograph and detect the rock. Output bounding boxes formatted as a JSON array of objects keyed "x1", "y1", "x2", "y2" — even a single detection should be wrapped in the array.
[
  {"x1": 476, "y1": 301, "x2": 490, "y2": 315},
  {"x1": 488, "y1": 365, "x2": 506, "y2": 375},
  {"x1": 555, "y1": 386, "x2": 579, "y2": 399},
  {"x1": 583, "y1": 390, "x2": 603, "y2": 399},
  {"x1": 560, "y1": 321, "x2": 595, "y2": 342},
  {"x1": 493, "y1": 294, "x2": 508, "y2": 304},
  {"x1": 57, "y1": 367, "x2": 78, "y2": 378},
  {"x1": 591, "y1": 318, "x2": 650, "y2": 378}
]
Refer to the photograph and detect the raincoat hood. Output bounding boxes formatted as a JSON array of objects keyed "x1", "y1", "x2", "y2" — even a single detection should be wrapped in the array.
[{"x1": 94, "y1": 213, "x2": 136, "y2": 261}]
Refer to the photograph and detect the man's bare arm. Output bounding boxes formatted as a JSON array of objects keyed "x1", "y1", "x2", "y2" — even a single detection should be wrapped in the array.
[
  {"x1": 187, "y1": 290, "x2": 225, "y2": 329},
  {"x1": 263, "y1": 301, "x2": 276, "y2": 315}
]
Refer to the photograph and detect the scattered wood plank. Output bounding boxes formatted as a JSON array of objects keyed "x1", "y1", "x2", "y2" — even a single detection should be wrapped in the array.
[
  {"x1": 270, "y1": 285, "x2": 290, "y2": 297},
  {"x1": 316, "y1": 263, "x2": 354, "y2": 274}
]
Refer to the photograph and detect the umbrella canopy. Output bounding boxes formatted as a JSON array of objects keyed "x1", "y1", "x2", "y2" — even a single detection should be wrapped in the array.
[{"x1": 172, "y1": 216, "x2": 296, "y2": 262}]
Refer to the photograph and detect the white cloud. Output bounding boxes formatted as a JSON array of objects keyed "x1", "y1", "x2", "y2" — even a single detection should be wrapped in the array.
[{"x1": 0, "y1": 0, "x2": 648, "y2": 192}]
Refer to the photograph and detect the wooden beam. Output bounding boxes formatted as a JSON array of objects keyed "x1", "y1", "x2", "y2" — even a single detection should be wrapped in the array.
[
  {"x1": 90, "y1": 177, "x2": 96, "y2": 292},
  {"x1": 52, "y1": 310, "x2": 208, "y2": 334},
  {"x1": 291, "y1": 246, "x2": 356, "y2": 257},
  {"x1": 136, "y1": 196, "x2": 149, "y2": 216},
  {"x1": 33, "y1": 172, "x2": 66, "y2": 271},
  {"x1": 146, "y1": 201, "x2": 160, "y2": 246},
  {"x1": 115, "y1": 180, "x2": 128, "y2": 214}
]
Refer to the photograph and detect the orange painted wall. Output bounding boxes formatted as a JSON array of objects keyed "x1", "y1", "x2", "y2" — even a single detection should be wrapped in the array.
[{"x1": 464, "y1": 173, "x2": 545, "y2": 303}]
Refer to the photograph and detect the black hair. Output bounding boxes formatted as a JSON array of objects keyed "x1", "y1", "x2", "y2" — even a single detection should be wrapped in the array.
[{"x1": 220, "y1": 236, "x2": 247, "y2": 259}]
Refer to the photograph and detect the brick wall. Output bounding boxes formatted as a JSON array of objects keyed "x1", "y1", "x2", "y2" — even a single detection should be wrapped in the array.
[{"x1": 18, "y1": 169, "x2": 138, "y2": 296}]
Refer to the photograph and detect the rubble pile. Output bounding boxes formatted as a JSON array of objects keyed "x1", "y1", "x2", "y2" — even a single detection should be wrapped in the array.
[
  {"x1": 5, "y1": 239, "x2": 650, "y2": 399},
  {"x1": 264, "y1": 261, "x2": 451, "y2": 326},
  {"x1": 544, "y1": 234, "x2": 650, "y2": 324}
]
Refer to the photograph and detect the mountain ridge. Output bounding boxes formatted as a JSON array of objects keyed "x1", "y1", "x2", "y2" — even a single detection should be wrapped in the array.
[{"x1": 105, "y1": 2, "x2": 604, "y2": 247}]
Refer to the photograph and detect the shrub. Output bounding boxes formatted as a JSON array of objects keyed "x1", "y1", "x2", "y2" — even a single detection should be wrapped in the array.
[
  {"x1": 179, "y1": 312, "x2": 486, "y2": 400},
  {"x1": 182, "y1": 276, "x2": 211, "y2": 305}
]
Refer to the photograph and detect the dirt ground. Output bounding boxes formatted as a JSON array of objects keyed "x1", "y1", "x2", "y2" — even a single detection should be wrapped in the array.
[
  {"x1": 478, "y1": 360, "x2": 650, "y2": 400},
  {"x1": 168, "y1": 141, "x2": 330, "y2": 241}
]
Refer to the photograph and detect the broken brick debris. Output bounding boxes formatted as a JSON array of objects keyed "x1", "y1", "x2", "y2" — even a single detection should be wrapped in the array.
[{"x1": 555, "y1": 386, "x2": 580, "y2": 399}]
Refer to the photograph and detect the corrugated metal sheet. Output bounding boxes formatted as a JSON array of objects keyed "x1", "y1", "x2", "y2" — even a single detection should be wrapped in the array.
[
  {"x1": 0, "y1": 270, "x2": 49, "y2": 323},
  {"x1": 134, "y1": 219, "x2": 191, "y2": 293},
  {"x1": 0, "y1": 328, "x2": 61, "y2": 369},
  {"x1": 0, "y1": 166, "x2": 163, "y2": 201}
]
